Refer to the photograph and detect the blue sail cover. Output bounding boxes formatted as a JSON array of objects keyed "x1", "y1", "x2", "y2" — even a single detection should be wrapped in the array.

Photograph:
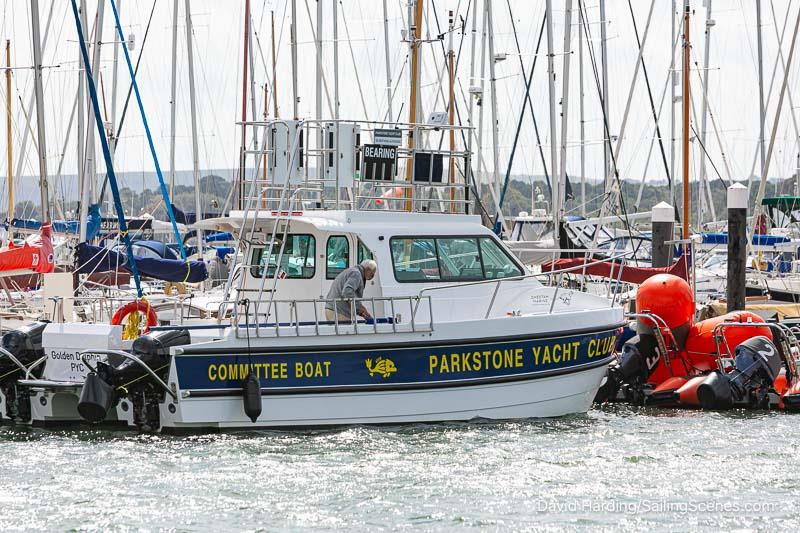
[
  {"x1": 75, "y1": 242, "x2": 208, "y2": 283},
  {"x1": 701, "y1": 232, "x2": 790, "y2": 246},
  {"x1": 8, "y1": 204, "x2": 101, "y2": 240}
]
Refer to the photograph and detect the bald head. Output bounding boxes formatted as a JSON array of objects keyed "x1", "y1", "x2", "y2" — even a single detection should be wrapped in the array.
[{"x1": 360, "y1": 259, "x2": 377, "y2": 280}]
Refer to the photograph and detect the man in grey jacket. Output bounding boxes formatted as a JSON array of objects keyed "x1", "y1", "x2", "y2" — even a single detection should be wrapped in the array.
[{"x1": 325, "y1": 259, "x2": 377, "y2": 322}]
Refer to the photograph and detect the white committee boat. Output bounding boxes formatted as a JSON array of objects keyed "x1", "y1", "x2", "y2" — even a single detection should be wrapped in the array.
[{"x1": 74, "y1": 207, "x2": 624, "y2": 432}]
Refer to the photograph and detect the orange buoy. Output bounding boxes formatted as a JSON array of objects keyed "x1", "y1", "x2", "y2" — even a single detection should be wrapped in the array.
[{"x1": 636, "y1": 273, "x2": 694, "y2": 330}]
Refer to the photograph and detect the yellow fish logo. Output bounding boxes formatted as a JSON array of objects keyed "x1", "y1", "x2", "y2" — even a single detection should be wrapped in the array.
[{"x1": 365, "y1": 357, "x2": 397, "y2": 378}]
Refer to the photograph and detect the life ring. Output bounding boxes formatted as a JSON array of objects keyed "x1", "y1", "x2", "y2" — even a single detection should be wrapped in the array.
[{"x1": 111, "y1": 299, "x2": 158, "y2": 337}]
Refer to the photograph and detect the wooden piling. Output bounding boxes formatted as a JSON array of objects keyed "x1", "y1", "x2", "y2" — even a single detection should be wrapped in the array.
[
  {"x1": 651, "y1": 202, "x2": 674, "y2": 268},
  {"x1": 727, "y1": 183, "x2": 748, "y2": 312}
]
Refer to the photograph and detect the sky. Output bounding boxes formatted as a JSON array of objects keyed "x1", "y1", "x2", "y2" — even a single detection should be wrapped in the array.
[{"x1": 1, "y1": 0, "x2": 799, "y2": 212}]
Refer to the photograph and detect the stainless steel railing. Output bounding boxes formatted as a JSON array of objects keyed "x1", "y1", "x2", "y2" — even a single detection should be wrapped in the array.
[{"x1": 223, "y1": 295, "x2": 433, "y2": 339}]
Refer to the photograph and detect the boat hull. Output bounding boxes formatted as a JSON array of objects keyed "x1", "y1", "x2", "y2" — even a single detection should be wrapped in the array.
[
  {"x1": 159, "y1": 327, "x2": 619, "y2": 431},
  {"x1": 162, "y1": 363, "x2": 608, "y2": 430}
]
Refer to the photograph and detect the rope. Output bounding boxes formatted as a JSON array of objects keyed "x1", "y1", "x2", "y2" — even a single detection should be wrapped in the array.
[
  {"x1": 108, "y1": 0, "x2": 186, "y2": 261},
  {"x1": 116, "y1": 363, "x2": 169, "y2": 395},
  {"x1": 69, "y1": 0, "x2": 143, "y2": 298}
]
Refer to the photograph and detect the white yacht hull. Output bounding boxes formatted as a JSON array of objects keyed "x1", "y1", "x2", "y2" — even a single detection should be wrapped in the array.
[{"x1": 160, "y1": 361, "x2": 608, "y2": 430}]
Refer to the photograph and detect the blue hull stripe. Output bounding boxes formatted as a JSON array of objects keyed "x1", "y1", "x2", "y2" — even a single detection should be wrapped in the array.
[{"x1": 175, "y1": 328, "x2": 620, "y2": 393}]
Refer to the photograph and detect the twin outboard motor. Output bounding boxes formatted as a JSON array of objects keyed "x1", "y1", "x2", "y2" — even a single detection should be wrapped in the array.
[
  {"x1": 697, "y1": 336, "x2": 782, "y2": 410},
  {"x1": 78, "y1": 329, "x2": 190, "y2": 425}
]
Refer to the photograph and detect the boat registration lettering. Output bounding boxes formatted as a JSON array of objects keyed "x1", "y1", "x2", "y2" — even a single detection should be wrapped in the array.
[
  {"x1": 587, "y1": 335, "x2": 616, "y2": 358},
  {"x1": 428, "y1": 348, "x2": 524, "y2": 375}
]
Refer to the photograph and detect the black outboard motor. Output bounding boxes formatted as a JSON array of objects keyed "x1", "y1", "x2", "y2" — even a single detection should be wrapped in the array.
[
  {"x1": 0, "y1": 322, "x2": 48, "y2": 422},
  {"x1": 595, "y1": 334, "x2": 660, "y2": 404},
  {"x1": 697, "y1": 336, "x2": 782, "y2": 410},
  {"x1": 0, "y1": 321, "x2": 48, "y2": 376},
  {"x1": 78, "y1": 329, "x2": 190, "y2": 427}
]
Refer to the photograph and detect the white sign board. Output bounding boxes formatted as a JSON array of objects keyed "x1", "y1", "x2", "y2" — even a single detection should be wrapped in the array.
[
  {"x1": 374, "y1": 128, "x2": 402, "y2": 147},
  {"x1": 42, "y1": 323, "x2": 124, "y2": 382}
]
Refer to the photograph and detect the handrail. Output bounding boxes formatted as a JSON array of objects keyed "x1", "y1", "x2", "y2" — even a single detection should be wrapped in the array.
[
  {"x1": 625, "y1": 312, "x2": 680, "y2": 376},
  {"x1": 414, "y1": 250, "x2": 634, "y2": 299},
  {"x1": 0, "y1": 346, "x2": 28, "y2": 373},
  {"x1": 79, "y1": 349, "x2": 177, "y2": 400},
  {"x1": 228, "y1": 295, "x2": 432, "y2": 338},
  {"x1": 24, "y1": 355, "x2": 48, "y2": 379}
]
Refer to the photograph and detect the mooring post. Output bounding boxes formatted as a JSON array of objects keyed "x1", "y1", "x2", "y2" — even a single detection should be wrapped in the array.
[
  {"x1": 727, "y1": 183, "x2": 748, "y2": 312},
  {"x1": 651, "y1": 201, "x2": 675, "y2": 268}
]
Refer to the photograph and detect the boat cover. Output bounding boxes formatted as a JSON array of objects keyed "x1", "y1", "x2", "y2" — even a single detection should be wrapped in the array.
[
  {"x1": 0, "y1": 222, "x2": 54, "y2": 275},
  {"x1": 701, "y1": 232, "x2": 790, "y2": 246},
  {"x1": 541, "y1": 254, "x2": 688, "y2": 284},
  {"x1": 7, "y1": 204, "x2": 101, "y2": 240},
  {"x1": 75, "y1": 242, "x2": 208, "y2": 283}
]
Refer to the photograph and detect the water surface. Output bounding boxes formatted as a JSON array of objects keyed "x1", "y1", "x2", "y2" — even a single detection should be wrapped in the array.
[{"x1": 1, "y1": 406, "x2": 798, "y2": 531}]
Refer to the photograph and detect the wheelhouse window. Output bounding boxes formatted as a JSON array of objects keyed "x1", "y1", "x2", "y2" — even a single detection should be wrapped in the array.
[
  {"x1": 479, "y1": 237, "x2": 523, "y2": 279},
  {"x1": 357, "y1": 238, "x2": 373, "y2": 263},
  {"x1": 251, "y1": 234, "x2": 316, "y2": 279},
  {"x1": 390, "y1": 236, "x2": 522, "y2": 282},
  {"x1": 435, "y1": 238, "x2": 483, "y2": 281},
  {"x1": 390, "y1": 238, "x2": 441, "y2": 281},
  {"x1": 326, "y1": 235, "x2": 350, "y2": 279}
]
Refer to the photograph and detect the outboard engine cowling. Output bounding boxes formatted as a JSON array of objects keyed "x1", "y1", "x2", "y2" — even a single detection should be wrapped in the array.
[
  {"x1": 0, "y1": 321, "x2": 48, "y2": 378},
  {"x1": 698, "y1": 336, "x2": 781, "y2": 410},
  {"x1": 594, "y1": 334, "x2": 660, "y2": 404},
  {"x1": 78, "y1": 329, "x2": 191, "y2": 425},
  {"x1": 111, "y1": 329, "x2": 190, "y2": 388}
]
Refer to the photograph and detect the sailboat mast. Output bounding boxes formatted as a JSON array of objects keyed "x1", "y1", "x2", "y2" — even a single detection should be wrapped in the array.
[
  {"x1": 185, "y1": 0, "x2": 202, "y2": 257},
  {"x1": 77, "y1": 0, "x2": 88, "y2": 240},
  {"x1": 599, "y1": 0, "x2": 610, "y2": 185},
  {"x1": 238, "y1": 0, "x2": 250, "y2": 210},
  {"x1": 545, "y1": 0, "x2": 558, "y2": 232},
  {"x1": 291, "y1": 0, "x2": 298, "y2": 119},
  {"x1": 698, "y1": 0, "x2": 714, "y2": 225},
  {"x1": 448, "y1": 10, "x2": 455, "y2": 212},
  {"x1": 557, "y1": 1, "x2": 574, "y2": 228},
  {"x1": 271, "y1": 11, "x2": 279, "y2": 117},
  {"x1": 579, "y1": 2, "x2": 586, "y2": 216},
  {"x1": 756, "y1": 0, "x2": 765, "y2": 187},
  {"x1": 383, "y1": 0, "x2": 393, "y2": 121},
  {"x1": 670, "y1": 0, "x2": 677, "y2": 208},
  {"x1": 168, "y1": 0, "x2": 179, "y2": 199},
  {"x1": 85, "y1": 0, "x2": 105, "y2": 208},
  {"x1": 5, "y1": 40, "x2": 12, "y2": 222},
  {"x1": 681, "y1": 0, "x2": 690, "y2": 240},
  {"x1": 30, "y1": 0, "x2": 50, "y2": 223},
  {"x1": 404, "y1": 0, "x2": 424, "y2": 212}
]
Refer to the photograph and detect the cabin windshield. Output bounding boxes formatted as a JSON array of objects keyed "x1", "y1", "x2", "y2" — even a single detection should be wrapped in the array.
[
  {"x1": 390, "y1": 236, "x2": 523, "y2": 282},
  {"x1": 251, "y1": 234, "x2": 316, "y2": 279}
]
